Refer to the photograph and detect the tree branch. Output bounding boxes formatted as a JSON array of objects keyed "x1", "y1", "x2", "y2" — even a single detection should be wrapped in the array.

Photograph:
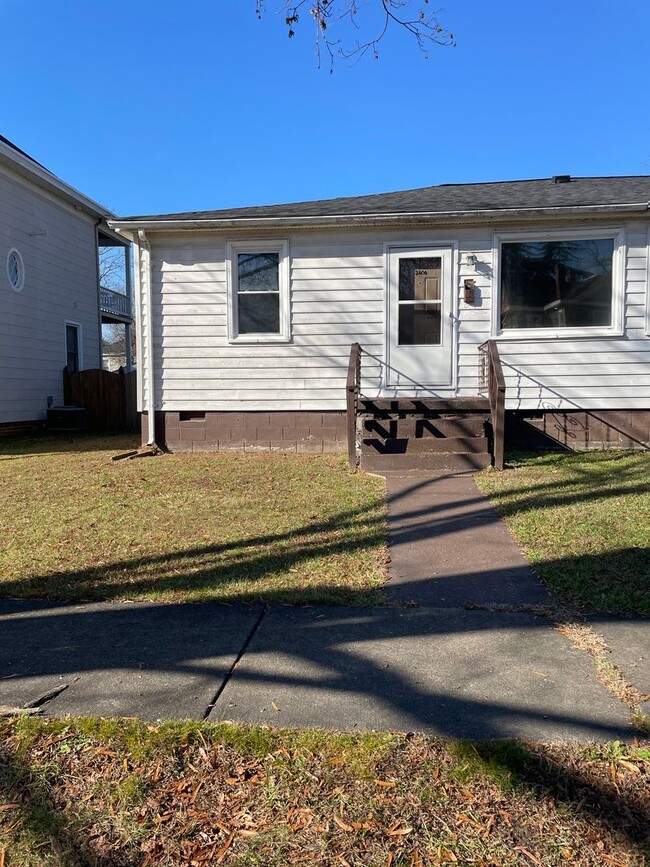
[{"x1": 257, "y1": 0, "x2": 455, "y2": 70}]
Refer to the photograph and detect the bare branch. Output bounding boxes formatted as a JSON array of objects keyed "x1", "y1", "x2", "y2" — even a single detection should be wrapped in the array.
[{"x1": 258, "y1": 0, "x2": 454, "y2": 69}]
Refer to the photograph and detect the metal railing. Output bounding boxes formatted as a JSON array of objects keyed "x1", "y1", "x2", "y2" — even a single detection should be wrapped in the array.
[
  {"x1": 478, "y1": 339, "x2": 506, "y2": 470},
  {"x1": 100, "y1": 286, "x2": 131, "y2": 320}
]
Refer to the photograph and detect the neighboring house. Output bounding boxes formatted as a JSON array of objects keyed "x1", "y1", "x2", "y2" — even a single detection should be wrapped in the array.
[
  {"x1": 0, "y1": 135, "x2": 132, "y2": 433},
  {"x1": 110, "y1": 176, "x2": 650, "y2": 469}
]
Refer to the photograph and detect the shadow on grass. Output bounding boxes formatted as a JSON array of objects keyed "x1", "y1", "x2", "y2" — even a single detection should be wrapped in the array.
[
  {"x1": 0, "y1": 499, "x2": 388, "y2": 605},
  {"x1": 0, "y1": 431, "x2": 139, "y2": 459},
  {"x1": 486, "y1": 450, "x2": 650, "y2": 517},
  {"x1": 456, "y1": 740, "x2": 650, "y2": 859},
  {"x1": 0, "y1": 737, "x2": 134, "y2": 866},
  {"x1": 0, "y1": 465, "x2": 646, "y2": 611},
  {"x1": 1, "y1": 727, "x2": 648, "y2": 864}
]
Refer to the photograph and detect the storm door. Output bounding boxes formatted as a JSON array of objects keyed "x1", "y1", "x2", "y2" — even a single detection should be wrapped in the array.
[{"x1": 386, "y1": 247, "x2": 454, "y2": 386}]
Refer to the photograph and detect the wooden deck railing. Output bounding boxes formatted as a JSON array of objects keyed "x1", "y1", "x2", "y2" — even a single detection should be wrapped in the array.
[
  {"x1": 478, "y1": 340, "x2": 506, "y2": 470},
  {"x1": 346, "y1": 342, "x2": 362, "y2": 470},
  {"x1": 99, "y1": 286, "x2": 132, "y2": 321}
]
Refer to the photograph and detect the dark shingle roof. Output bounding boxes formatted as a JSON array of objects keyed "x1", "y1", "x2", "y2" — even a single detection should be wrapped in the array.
[
  {"x1": 0, "y1": 134, "x2": 49, "y2": 171},
  {"x1": 117, "y1": 176, "x2": 650, "y2": 223}
]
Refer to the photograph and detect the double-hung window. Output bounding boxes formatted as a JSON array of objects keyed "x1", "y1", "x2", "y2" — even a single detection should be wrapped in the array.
[
  {"x1": 226, "y1": 240, "x2": 290, "y2": 342},
  {"x1": 495, "y1": 229, "x2": 624, "y2": 338}
]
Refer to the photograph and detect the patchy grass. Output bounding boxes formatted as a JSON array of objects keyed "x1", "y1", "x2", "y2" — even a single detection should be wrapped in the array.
[
  {"x1": 476, "y1": 451, "x2": 650, "y2": 615},
  {"x1": 0, "y1": 434, "x2": 386, "y2": 605},
  {"x1": 0, "y1": 718, "x2": 648, "y2": 866}
]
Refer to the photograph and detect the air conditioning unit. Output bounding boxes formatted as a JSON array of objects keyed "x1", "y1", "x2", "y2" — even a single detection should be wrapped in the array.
[{"x1": 46, "y1": 406, "x2": 88, "y2": 432}]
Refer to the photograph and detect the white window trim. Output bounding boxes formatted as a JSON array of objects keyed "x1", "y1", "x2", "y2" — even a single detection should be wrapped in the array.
[
  {"x1": 491, "y1": 227, "x2": 626, "y2": 340},
  {"x1": 646, "y1": 223, "x2": 650, "y2": 337},
  {"x1": 226, "y1": 239, "x2": 290, "y2": 343},
  {"x1": 382, "y1": 241, "x2": 459, "y2": 391},
  {"x1": 64, "y1": 320, "x2": 83, "y2": 371},
  {"x1": 6, "y1": 247, "x2": 25, "y2": 293}
]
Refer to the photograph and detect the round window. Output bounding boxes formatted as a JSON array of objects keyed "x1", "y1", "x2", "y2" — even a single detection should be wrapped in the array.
[{"x1": 7, "y1": 249, "x2": 25, "y2": 292}]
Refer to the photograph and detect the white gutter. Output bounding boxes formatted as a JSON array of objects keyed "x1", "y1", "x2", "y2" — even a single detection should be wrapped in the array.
[
  {"x1": 109, "y1": 201, "x2": 650, "y2": 232},
  {"x1": 138, "y1": 229, "x2": 157, "y2": 447},
  {"x1": 0, "y1": 138, "x2": 115, "y2": 219}
]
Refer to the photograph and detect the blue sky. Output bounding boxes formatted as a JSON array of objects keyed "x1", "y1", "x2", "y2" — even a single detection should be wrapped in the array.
[{"x1": 2, "y1": 0, "x2": 649, "y2": 216}]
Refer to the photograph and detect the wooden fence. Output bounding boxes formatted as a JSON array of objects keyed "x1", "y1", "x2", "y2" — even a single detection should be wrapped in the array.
[{"x1": 63, "y1": 367, "x2": 138, "y2": 432}]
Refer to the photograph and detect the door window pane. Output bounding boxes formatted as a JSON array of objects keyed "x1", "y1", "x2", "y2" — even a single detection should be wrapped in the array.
[
  {"x1": 500, "y1": 238, "x2": 614, "y2": 329},
  {"x1": 399, "y1": 257, "x2": 441, "y2": 301},
  {"x1": 398, "y1": 256, "x2": 443, "y2": 345},
  {"x1": 399, "y1": 306, "x2": 441, "y2": 345}
]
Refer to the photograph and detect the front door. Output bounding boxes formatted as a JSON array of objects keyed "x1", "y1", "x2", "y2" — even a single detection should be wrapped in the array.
[{"x1": 386, "y1": 246, "x2": 454, "y2": 387}]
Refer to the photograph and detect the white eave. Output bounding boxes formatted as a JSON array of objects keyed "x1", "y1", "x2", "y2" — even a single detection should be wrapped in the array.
[
  {"x1": 0, "y1": 138, "x2": 115, "y2": 220},
  {"x1": 109, "y1": 201, "x2": 650, "y2": 233}
]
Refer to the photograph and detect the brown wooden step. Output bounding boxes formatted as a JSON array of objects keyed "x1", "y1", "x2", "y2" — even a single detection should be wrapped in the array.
[
  {"x1": 363, "y1": 416, "x2": 487, "y2": 439},
  {"x1": 359, "y1": 397, "x2": 490, "y2": 416},
  {"x1": 361, "y1": 451, "x2": 492, "y2": 472},
  {"x1": 362, "y1": 436, "x2": 489, "y2": 455}
]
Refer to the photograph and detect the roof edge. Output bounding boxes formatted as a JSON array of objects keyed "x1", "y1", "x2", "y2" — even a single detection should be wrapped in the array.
[
  {"x1": 0, "y1": 138, "x2": 115, "y2": 220},
  {"x1": 109, "y1": 201, "x2": 650, "y2": 233}
]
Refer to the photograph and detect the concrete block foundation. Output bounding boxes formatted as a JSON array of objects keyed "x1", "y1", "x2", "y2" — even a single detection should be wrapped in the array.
[{"x1": 141, "y1": 410, "x2": 347, "y2": 454}]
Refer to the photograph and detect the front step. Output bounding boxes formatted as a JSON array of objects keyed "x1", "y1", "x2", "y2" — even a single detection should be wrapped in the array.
[
  {"x1": 363, "y1": 436, "x2": 489, "y2": 455},
  {"x1": 363, "y1": 416, "x2": 488, "y2": 439},
  {"x1": 360, "y1": 397, "x2": 490, "y2": 416},
  {"x1": 358, "y1": 395, "x2": 493, "y2": 472}
]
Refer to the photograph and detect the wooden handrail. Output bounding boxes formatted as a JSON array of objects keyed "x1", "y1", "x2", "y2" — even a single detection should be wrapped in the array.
[
  {"x1": 478, "y1": 340, "x2": 506, "y2": 470},
  {"x1": 346, "y1": 342, "x2": 362, "y2": 471}
]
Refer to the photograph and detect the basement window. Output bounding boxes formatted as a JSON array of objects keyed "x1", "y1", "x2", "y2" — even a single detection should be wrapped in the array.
[
  {"x1": 495, "y1": 229, "x2": 624, "y2": 338},
  {"x1": 226, "y1": 240, "x2": 290, "y2": 342}
]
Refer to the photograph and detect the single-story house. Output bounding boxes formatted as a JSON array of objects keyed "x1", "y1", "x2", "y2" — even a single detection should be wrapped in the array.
[
  {"x1": 0, "y1": 135, "x2": 133, "y2": 433},
  {"x1": 109, "y1": 175, "x2": 650, "y2": 470}
]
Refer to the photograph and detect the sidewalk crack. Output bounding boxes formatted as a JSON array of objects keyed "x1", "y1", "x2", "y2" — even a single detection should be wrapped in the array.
[{"x1": 202, "y1": 604, "x2": 268, "y2": 720}]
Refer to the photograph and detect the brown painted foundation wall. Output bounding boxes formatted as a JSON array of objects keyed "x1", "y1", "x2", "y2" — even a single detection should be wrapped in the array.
[
  {"x1": 0, "y1": 419, "x2": 45, "y2": 437},
  {"x1": 508, "y1": 410, "x2": 650, "y2": 451},
  {"x1": 141, "y1": 411, "x2": 348, "y2": 454},
  {"x1": 141, "y1": 408, "x2": 650, "y2": 456}
]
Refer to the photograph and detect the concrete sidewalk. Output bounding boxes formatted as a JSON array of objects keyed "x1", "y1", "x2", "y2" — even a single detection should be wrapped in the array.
[{"x1": 0, "y1": 472, "x2": 645, "y2": 740}]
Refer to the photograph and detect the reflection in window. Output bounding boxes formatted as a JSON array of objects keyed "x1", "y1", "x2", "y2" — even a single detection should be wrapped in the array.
[
  {"x1": 500, "y1": 238, "x2": 614, "y2": 329},
  {"x1": 237, "y1": 253, "x2": 280, "y2": 334},
  {"x1": 398, "y1": 257, "x2": 442, "y2": 345},
  {"x1": 399, "y1": 305, "x2": 441, "y2": 345}
]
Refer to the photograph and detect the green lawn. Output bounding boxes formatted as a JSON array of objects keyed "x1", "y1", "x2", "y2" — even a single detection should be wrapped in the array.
[
  {"x1": 1, "y1": 717, "x2": 648, "y2": 866},
  {"x1": 476, "y1": 450, "x2": 650, "y2": 615},
  {"x1": 0, "y1": 434, "x2": 386, "y2": 605}
]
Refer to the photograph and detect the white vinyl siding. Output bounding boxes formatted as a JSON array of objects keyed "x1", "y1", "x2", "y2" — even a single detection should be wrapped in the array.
[
  {"x1": 142, "y1": 221, "x2": 650, "y2": 414},
  {"x1": 0, "y1": 165, "x2": 101, "y2": 424}
]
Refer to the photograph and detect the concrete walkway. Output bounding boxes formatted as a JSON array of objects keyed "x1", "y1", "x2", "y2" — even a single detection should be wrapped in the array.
[
  {"x1": 0, "y1": 472, "x2": 645, "y2": 740},
  {"x1": 382, "y1": 471, "x2": 551, "y2": 608}
]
